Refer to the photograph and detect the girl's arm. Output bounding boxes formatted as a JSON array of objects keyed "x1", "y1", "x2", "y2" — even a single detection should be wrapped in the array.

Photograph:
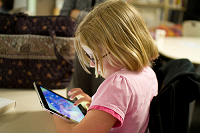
[
  {"x1": 53, "y1": 88, "x2": 117, "y2": 133},
  {"x1": 53, "y1": 108, "x2": 117, "y2": 133}
]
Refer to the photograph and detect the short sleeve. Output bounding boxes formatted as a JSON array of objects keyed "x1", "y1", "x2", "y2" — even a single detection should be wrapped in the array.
[
  {"x1": 89, "y1": 105, "x2": 123, "y2": 127},
  {"x1": 89, "y1": 74, "x2": 133, "y2": 127}
]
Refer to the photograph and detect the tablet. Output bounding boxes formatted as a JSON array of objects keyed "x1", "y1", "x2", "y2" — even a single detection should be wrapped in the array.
[{"x1": 33, "y1": 82, "x2": 86, "y2": 124}]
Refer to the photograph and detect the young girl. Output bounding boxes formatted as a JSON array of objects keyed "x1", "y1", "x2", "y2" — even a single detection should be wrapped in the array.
[{"x1": 53, "y1": 0, "x2": 159, "y2": 133}]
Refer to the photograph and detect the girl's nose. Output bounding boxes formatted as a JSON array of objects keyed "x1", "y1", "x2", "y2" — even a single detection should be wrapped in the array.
[{"x1": 90, "y1": 61, "x2": 95, "y2": 68}]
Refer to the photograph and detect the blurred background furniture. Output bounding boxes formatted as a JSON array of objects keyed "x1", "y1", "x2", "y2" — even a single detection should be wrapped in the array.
[
  {"x1": 157, "y1": 37, "x2": 200, "y2": 65},
  {"x1": 182, "y1": 20, "x2": 200, "y2": 37},
  {"x1": 128, "y1": 0, "x2": 188, "y2": 27},
  {"x1": 182, "y1": 20, "x2": 200, "y2": 74}
]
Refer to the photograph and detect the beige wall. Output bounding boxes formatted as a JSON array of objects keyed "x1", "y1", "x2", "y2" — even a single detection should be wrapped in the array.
[{"x1": 36, "y1": 0, "x2": 55, "y2": 16}]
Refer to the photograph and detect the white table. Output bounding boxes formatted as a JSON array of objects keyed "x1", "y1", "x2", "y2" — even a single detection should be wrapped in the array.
[
  {"x1": 0, "y1": 88, "x2": 67, "y2": 133},
  {"x1": 157, "y1": 37, "x2": 200, "y2": 65}
]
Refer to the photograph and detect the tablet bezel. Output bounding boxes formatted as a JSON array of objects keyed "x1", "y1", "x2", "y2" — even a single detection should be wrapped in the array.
[{"x1": 33, "y1": 82, "x2": 86, "y2": 124}]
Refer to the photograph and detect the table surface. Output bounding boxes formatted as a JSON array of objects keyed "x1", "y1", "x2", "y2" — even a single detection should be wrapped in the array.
[
  {"x1": 157, "y1": 37, "x2": 200, "y2": 65},
  {"x1": 0, "y1": 88, "x2": 67, "y2": 133}
]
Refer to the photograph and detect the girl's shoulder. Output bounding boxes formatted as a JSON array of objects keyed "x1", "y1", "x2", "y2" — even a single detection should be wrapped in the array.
[
  {"x1": 107, "y1": 67, "x2": 157, "y2": 88},
  {"x1": 100, "y1": 66, "x2": 156, "y2": 91},
  {"x1": 111, "y1": 67, "x2": 155, "y2": 80}
]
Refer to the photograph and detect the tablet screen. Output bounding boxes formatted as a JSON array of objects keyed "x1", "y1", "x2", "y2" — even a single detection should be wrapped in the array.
[
  {"x1": 40, "y1": 86, "x2": 85, "y2": 122},
  {"x1": 34, "y1": 82, "x2": 86, "y2": 123}
]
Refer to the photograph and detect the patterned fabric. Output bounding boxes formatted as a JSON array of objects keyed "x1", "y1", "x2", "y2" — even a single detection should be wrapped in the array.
[
  {"x1": 0, "y1": 34, "x2": 75, "y2": 89},
  {"x1": 0, "y1": 13, "x2": 75, "y2": 36},
  {"x1": 0, "y1": 13, "x2": 76, "y2": 89},
  {"x1": 0, "y1": 35, "x2": 75, "y2": 60}
]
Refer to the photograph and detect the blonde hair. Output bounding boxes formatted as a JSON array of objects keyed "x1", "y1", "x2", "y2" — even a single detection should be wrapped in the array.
[{"x1": 74, "y1": 0, "x2": 159, "y2": 77}]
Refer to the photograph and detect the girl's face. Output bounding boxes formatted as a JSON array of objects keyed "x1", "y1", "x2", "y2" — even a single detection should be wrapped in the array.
[{"x1": 82, "y1": 45, "x2": 121, "y2": 79}]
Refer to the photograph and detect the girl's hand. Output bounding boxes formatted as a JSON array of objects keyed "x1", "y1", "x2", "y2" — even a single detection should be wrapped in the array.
[
  {"x1": 68, "y1": 88, "x2": 92, "y2": 110},
  {"x1": 70, "y1": 9, "x2": 80, "y2": 19}
]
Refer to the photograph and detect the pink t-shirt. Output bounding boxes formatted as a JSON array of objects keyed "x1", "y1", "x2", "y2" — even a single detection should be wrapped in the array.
[{"x1": 88, "y1": 67, "x2": 158, "y2": 133}]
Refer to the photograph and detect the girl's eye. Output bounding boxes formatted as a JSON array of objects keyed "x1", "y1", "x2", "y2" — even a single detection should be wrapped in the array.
[
  {"x1": 85, "y1": 52, "x2": 96, "y2": 64},
  {"x1": 90, "y1": 57, "x2": 95, "y2": 61}
]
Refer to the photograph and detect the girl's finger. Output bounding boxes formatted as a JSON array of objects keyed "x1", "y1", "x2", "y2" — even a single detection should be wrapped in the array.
[
  {"x1": 69, "y1": 91, "x2": 85, "y2": 100},
  {"x1": 68, "y1": 88, "x2": 82, "y2": 96},
  {"x1": 73, "y1": 98, "x2": 89, "y2": 106}
]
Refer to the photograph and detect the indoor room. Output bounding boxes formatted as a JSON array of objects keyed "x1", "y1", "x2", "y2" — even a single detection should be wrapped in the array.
[{"x1": 0, "y1": 0, "x2": 200, "y2": 133}]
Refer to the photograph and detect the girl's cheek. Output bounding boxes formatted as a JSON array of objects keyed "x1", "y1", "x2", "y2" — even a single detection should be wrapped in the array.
[
  {"x1": 97, "y1": 64, "x2": 103, "y2": 75},
  {"x1": 90, "y1": 61, "x2": 95, "y2": 67}
]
